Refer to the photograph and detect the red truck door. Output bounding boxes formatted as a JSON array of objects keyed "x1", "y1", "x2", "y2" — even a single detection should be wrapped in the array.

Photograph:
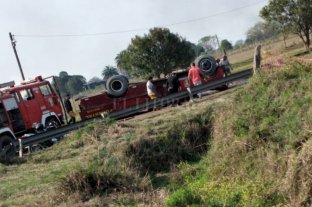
[
  {"x1": 17, "y1": 88, "x2": 42, "y2": 129},
  {"x1": 2, "y1": 96, "x2": 26, "y2": 133},
  {"x1": 37, "y1": 84, "x2": 63, "y2": 118}
]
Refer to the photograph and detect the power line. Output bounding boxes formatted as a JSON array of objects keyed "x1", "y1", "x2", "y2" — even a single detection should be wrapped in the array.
[
  {"x1": 15, "y1": 0, "x2": 266, "y2": 38},
  {"x1": 164, "y1": 0, "x2": 266, "y2": 27}
]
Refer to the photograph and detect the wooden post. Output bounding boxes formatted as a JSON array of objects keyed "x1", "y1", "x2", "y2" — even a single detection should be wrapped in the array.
[{"x1": 253, "y1": 44, "x2": 261, "y2": 74}]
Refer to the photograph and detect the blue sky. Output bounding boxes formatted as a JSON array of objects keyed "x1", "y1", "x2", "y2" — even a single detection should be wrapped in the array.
[{"x1": 0, "y1": 0, "x2": 268, "y2": 83}]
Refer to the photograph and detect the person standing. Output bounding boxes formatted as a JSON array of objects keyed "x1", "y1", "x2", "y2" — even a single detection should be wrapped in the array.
[
  {"x1": 167, "y1": 73, "x2": 180, "y2": 94},
  {"x1": 64, "y1": 94, "x2": 76, "y2": 124},
  {"x1": 146, "y1": 76, "x2": 157, "y2": 100},
  {"x1": 188, "y1": 62, "x2": 206, "y2": 99},
  {"x1": 166, "y1": 72, "x2": 181, "y2": 105},
  {"x1": 220, "y1": 55, "x2": 232, "y2": 76}
]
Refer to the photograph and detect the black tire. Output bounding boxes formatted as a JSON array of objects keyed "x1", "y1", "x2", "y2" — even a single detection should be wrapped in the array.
[
  {"x1": 30, "y1": 144, "x2": 44, "y2": 152},
  {"x1": 106, "y1": 75, "x2": 129, "y2": 97},
  {"x1": 42, "y1": 118, "x2": 61, "y2": 147},
  {"x1": 45, "y1": 117, "x2": 60, "y2": 129},
  {"x1": 195, "y1": 55, "x2": 217, "y2": 76},
  {"x1": 0, "y1": 135, "x2": 16, "y2": 162}
]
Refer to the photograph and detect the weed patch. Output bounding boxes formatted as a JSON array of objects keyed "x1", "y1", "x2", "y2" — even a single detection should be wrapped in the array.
[
  {"x1": 167, "y1": 188, "x2": 202, "y2": 207},
  {"x1": 126, "y1": 108, "x2": 213, "y2": 173},
  {"x1": 59, "y1": 155, "x2": 151, "y2": 201}
]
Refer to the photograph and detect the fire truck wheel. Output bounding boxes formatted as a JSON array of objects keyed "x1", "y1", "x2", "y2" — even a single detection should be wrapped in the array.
[
  {"x1": 45, "y1": 118, "x2": 60, "y2": 129},
  {"x1": 0, "y1": 135, "x2": 16, "y2": 161},
  {"x1": 195, "y1": 55, "x2": 217, "y2": 76},
  {"x1": 106, "y1": 75, "x2": 129, "y2": 97},
  {"x1": 30, "y1": 144, "x2": 44, "y2": 152}
]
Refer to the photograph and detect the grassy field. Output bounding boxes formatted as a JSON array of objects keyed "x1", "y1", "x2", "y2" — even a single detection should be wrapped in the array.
[
  {"x1": 1, "y1": 36, "x2": 312, "y2": 206},
  {"x1": 0, "y1": 89, "x2": 237, "y2": 206},
  {"x1": 228, "y1": 34, "x2": 306, "y2": 72}
]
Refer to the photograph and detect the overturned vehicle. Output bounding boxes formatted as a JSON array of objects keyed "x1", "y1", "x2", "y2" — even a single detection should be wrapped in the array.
[{"x1": 78, "y1": 56, "x2": 227, "y2": 120}]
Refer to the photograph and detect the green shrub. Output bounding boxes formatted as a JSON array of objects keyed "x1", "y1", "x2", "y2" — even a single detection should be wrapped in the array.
[
  {"x1": 59, "y1": 156, "x2": 151, "y2": 199},
  {"x1": 166, "y1": 188, "x2": 202, "y2": 207}
]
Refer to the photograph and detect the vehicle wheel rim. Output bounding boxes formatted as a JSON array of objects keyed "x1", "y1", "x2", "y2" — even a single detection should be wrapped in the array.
[{"x1": 111, "y1": 80, "x2": 122, "y2": 91}]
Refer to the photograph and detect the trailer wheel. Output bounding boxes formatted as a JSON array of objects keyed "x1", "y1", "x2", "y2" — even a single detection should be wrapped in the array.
[
  {"x1": 0, "y1": 135, "x2": 16, "y2": 162},
  {"x1": 106, "y1": 75, "x2": 129, "y2": 97},
  {"x1": 195, "y1": 55, "x2": 217, "y2": 76}
]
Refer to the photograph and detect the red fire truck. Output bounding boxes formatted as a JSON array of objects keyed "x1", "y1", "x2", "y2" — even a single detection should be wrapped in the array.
[
  {"x1": 78, "y1": 55, "x2": 226, "y2": 120},
  {"x1": 0, "y1": 76, "x2": 64, "y2": 160},
  {"x1": 0, "y1": 55, "x2": 226, "y2": 160}
]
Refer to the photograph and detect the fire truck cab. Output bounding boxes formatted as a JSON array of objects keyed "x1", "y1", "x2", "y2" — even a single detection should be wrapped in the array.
[{"x1": 0, "y1": 76, "x2": 64, "y2": 158}]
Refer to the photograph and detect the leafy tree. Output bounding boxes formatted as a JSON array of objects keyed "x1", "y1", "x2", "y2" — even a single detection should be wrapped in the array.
[
  {"x1": 88, "y1": 76, "x2": 102, "y2": 84},
  {"x1": 190, "y1": 44, "x2": 205, "y2": 56},
  {"x1": 260, "y1": 0, "x2": 312, "y2": 50},
  {"x1": 116, "y1": 50, "x2": 129, "y2": 69},
  {"x1": 59, "y1": 71, "x2": 69, "y2": 79},
  {"x1": 246, "y1": 21, "x2": 281, "y2": 44},
  {"x1": 102, "y1": 65, "x2": 119, "y2": 80},
  {"x1": 234, "y1": 39, "x2": 244, "y2": 49},
  {"x1": 197, "y1": 35, "x2": 219, "y2": 51},
  {"x1": 220, "y1": 39, "x2": 233, "y2": 52},
  {"x1": 66, "y1": 76, "x2": 86, "y2": 95},
  {"x1": 117, "y1": 27, "x2": 196, "y2": 78},
  {"x1": 53, "y1": 72, "x2": 87, "y2": 97}
]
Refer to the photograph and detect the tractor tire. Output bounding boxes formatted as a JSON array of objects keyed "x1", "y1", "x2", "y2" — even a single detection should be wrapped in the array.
[
  {"x1": 106, "y1": 75, "x2": 129, "y2": 97},
  {"x1": 195, "y1": 55, "x2": 217, "y2": 76},
  {"x1": 0, "y1": 135, "x2": 16, "y2": 162}
]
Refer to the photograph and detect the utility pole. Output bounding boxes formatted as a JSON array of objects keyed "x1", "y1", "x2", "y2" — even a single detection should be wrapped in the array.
[
  {"x1": 215, "y1": 34, "x2": 221, "y2": 49},
  {"x1": 215, "y1": 35, "x2": 223, "y2": 56},
  {"x1": 9, "y1": 32, "x2": 25, "y2": 81},
  {"x1": 215, "y1": 35, "x2": 226, "y2": 56}
]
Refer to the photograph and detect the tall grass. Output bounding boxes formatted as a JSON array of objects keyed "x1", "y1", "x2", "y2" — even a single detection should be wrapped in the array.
[{"x1": 167, "y1": 62, "x2": 312, "y2": 207}]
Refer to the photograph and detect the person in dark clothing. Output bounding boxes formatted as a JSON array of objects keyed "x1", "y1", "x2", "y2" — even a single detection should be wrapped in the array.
[
  {"x1": 167, "y1": 73, "x2": 180, "y2": 94},
  {"x1": 166, "y1": 73, "x2": 181, "y2": 105},
  {"x1": 64, "y1": 94, "x2": 76, "y2": 124}
]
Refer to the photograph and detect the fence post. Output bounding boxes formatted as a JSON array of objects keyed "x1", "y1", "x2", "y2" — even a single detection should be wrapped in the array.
[
  {"x1": 18, "y1": 139, "x2": 23, "y2": 157},
  {"x1": 253, "y1": 44, "x2": 261, "y2": 74}
]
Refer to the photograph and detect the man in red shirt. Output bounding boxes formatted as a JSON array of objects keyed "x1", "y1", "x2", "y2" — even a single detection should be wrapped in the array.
[{"x1": 188, "y1": 62, "x2": 206, "y2": 98}]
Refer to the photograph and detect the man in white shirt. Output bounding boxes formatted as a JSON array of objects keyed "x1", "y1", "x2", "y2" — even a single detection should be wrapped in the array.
[{"x1": 146, "y1": 76, "x2": 157, "y2": 100}]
